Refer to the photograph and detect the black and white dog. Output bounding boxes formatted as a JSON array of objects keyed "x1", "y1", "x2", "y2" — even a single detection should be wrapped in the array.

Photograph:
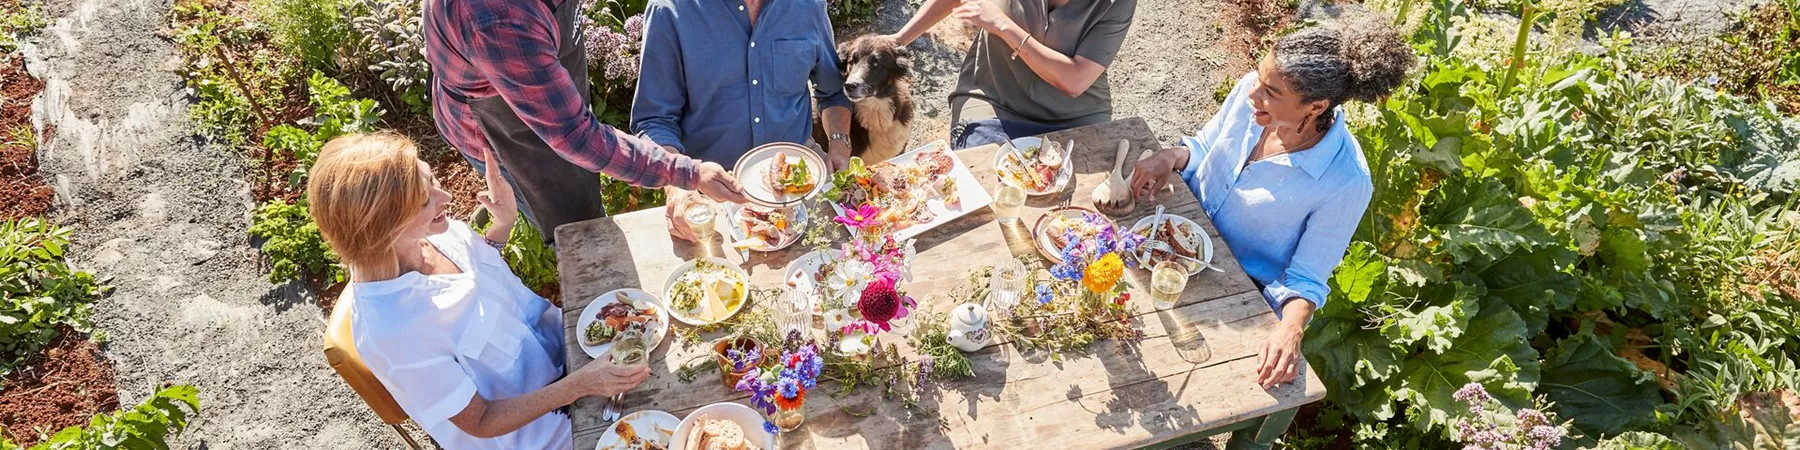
[{"x1": 817, "y1": 35, "x2": 915, "y2": 163}]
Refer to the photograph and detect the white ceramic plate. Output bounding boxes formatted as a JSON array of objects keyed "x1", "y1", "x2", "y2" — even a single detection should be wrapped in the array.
[
  {"x1": 576, "y1": 288, "x2": 671, "y2": 360},
  {"x1": 725, "y1": 203, "x2": 809, "y2": 252},
  {"x1": 1031, "y1": 206, "x2": 1113, "y2": 264},
  {"x1": 994, "y1": 136, "x2": 1073, "y2": 197},
  {"x1": 670, "y1": 402, "x2": 778, "y2": 450},
  {"x1": 662, "y1": 257, "x2": 752, "y2": 326},
  {"x1": 827, "y1": 140, "x2": 996, "y2": 242},
  {"x1": 595, "y1": 410, "x2": 680, "y2": 450},
  {"x1": 1129, "y1": 214, "x2": 1214, "y2": 276},
  {"x1": 735, "y1": 142, "x2": 827, "y2": 208},
  {"x1": 783, "y1": 249, "x2": 842, "y2": 315}
]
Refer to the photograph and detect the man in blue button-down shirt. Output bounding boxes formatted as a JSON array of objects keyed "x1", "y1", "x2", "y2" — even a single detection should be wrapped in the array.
[{"x1": 631, "y1": 0, "x2": 853, "y2": 240}]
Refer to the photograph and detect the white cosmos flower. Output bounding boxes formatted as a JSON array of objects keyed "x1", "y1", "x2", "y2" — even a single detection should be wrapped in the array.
[
  {"x1": 829, "y1": 261, "x2": 873, "y2": 300},
  {"x1": 824, "y1": 309, "x2": 853, "y2": 332},
  {"x1": 837, "y1": 332, "x2": 873, "y2": 356}
]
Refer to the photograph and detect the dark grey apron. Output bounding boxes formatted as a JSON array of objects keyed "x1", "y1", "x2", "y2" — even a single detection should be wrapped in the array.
[{"x1": 449, "y1": 0, "x2": 604, "y2": 245}]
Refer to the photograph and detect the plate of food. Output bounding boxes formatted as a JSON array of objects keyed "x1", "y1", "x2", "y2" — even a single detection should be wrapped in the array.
[
  {"x1": 663, "y1": 258, "x2": 751, "y2": 326},
  {"x1": 596, "y1": 410, "x2": 680, "y2": 450},
  {"x1": 735, "y1": 142, "x2": 826, "y2": 208},
  {"x1": 577, "y1": 289, "x2": 669, "y2": 359},
  {"x1": 726, "y1": 203, "x2": 808, "y2": 252},
  {"x1": 1032, "y1": 206, "x2": 1118, "y2": 264},
  {"x1": 825, "y1": 140, "x2": 995, "y2": 241},
  {"x1": 995, "y1": 136, "x2": 1073, "y2": 196},
  {"x1": 670, "y1": 402, "x2": 776, "y2": 450},
  {"x1": 1130, "y1": 213, "x2": 1214, "y2": 276},
  {"x1": 784, "y1": 249, "x2": 842, "y2": 314}
]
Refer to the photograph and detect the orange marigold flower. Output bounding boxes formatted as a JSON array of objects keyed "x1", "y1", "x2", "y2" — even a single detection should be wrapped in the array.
[
  {"x1": 1083, "y1": 253, "x2": 1124, "y2": 294},
  {"x1": 773, "y1": 388, "x2": 807, "y2": 410}
]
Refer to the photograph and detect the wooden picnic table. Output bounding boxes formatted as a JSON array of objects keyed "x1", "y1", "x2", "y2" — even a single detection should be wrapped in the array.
[{"x1": 558, "y1": 117, "x2": 1325, "y2": 450}]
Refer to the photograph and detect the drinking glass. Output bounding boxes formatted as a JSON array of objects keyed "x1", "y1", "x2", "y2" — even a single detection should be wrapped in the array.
[
  {"x1": 986, "y1": 259, "x2": 1027, "y2": 316},
  {"x1": 604, "y1": 328, "x2": 648, "y2": 423},
  {"x1": 993, "y1": 185, "x2": 1026, "y2": 225},
  {"x1": 683, "y1": 199, "x2": 718, "y2": 243},
  {"x1": 775, "y1": 288, "x2": 813, "y2": 343},
  {"x1": 1150, "y1": 261, "x2": 1187, "y2": 311}
]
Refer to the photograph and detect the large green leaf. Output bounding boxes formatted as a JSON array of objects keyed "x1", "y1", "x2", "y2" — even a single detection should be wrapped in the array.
[
  {"x1": 1469, "y1": 247, "x2": 1577, "y2": 335},
  {"x1": 1395, "y1": 297, "x2": 1540, "y2": 430},
  {"x1": 1305, "y1": 315, "x2": 1402, "y2": 422},
  {"x1": 1589, "y1": 431, "x2": 1684, "y2": 450},
  {"x1": 1427, "y1": 177, "x2": 1556, "y2": 264},
  {"x1": 1324, "y1": 242, "x2": 1387, "y2": 318},
  {"x1": 1541, "y1": 332, "x2": 1665, "y2": 439},
  {"x1": 1385, "y1": 285, "x2": 1477, "y2": 354}
]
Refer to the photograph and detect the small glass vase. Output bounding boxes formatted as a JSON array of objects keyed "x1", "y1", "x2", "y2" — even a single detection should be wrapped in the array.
[{"x1": 773, "y1": 404, "x2": 805, "y2": 431}]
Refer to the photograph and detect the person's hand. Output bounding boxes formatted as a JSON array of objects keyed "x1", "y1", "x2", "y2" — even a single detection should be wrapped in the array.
[
  {"x1": 874, "y1": 33, "x2": 906, "y2": 49},
  {"x1": 665, "y1": 187, "x2": 698, "y2": 241},
  {"x1": 1129, "y1": 146, "x2": 1187, "y2": 201},
  {"x1": 694, "y1": 161, "x2": 750, "y2": 205},
  {"x1": 953, "y1": 0, "x2": 1016, "y2": 36},
  {"x1": 826, "y1": 140, "x2": 852, "y2": 172},
  {"x1": 1256, "y1": 299, "x2": 1314, "y2": 389},
  {"x1": 569, "y1": 355, "x2": 651, "y2": 398},
  {"x1": 476, "y1": 146, "x2": 518, "y2": 229}
]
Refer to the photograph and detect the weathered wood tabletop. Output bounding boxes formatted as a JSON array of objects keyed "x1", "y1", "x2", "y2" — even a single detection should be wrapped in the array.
[{"x1": 558, "y1": 118, "x2": 1325, "y2": 450}]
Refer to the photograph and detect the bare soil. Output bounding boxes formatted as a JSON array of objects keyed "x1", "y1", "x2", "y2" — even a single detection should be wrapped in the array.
[
  {"x1": 0, "y1": 54, "x2": 52, "y2": 220},
  {"x1": 0, "y1": 328, "x2": 121, "y2": 447}
]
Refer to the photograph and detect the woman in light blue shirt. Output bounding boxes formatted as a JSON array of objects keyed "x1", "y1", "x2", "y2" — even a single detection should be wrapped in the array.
[{"x1": 1130, "y1": 16, "x2": 1414, "y2": 388}]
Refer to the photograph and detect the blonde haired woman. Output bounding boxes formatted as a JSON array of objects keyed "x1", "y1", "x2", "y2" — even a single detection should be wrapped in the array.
[{"x1": 307, "y1": 133, "x2": 646, "y2": 449}]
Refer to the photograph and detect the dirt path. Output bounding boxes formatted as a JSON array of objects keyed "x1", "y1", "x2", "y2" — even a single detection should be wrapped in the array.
[
  {"x1": 19, "y1": 0, "x2": 1764, "y2": 448},
  {"x1": 27, "y1": 0, "x2": 399, "y2": 447}
]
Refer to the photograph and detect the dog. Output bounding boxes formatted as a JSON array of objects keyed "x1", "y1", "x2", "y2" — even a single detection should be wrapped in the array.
[{"x1": 815, "y1": 35, "x2": 915, "y2": 164}]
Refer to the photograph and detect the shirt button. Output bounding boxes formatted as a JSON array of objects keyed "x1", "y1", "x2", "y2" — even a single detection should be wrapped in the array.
[
  {"x1": 739, "y1": 4, "x2": 745, "y2": 10},
  {"x1": 752, "y1": 79, "x2": 759, "y2": 86},
  {"x1": 750, "y1": 42, "x2": 756, "y2": 48},
  {"x1": 754, "y1": 117, "x2": 762, "y2": 123}
]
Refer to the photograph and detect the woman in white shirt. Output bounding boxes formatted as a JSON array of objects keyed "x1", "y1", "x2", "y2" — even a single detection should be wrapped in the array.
[
  {"x1": 306, "y1": 133, "x2": 647, "y2": 449},
  {"x1": 1130, "y1": 15, "x2": 1414, "y2": 390}
]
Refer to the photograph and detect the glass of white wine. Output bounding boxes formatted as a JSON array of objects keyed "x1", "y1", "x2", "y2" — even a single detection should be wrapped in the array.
[
  {"x1": 993, "y1": 184, "x2": 1026, "y2": 225},
  {"x1": 683, "y1": 199, "x2": 718, "y2": 242},
  {"x1": 1151, "y1": 261, "x2": 1186, "y2": 311},
  {"x1": 987, "y1": 258, "x2": 1027, "y2": 317}
]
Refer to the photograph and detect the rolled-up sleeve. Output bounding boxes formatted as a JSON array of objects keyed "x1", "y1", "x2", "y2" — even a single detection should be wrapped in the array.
[
  {"x1": 1072, "y1": 0, "x2": 1136, "y2": 67},
  {"x1": 1179, "y1": 72, "x2": 1253, "y2": 187},
  {"x1": 809, "y1": 4, "x2": 850, "y2": 111},
  {"x1": 630, "y1": 1, "x2": 689, "y2": 152},
  {"x1": 1262, "y1": 179, "x2": 1373, "y2": 313},
  {"x1": 361, "y1": 340, "x2": 479, "y2": 424},
  {"x1": 468, "y1": 12, "x2": 698, "y2": 189}
]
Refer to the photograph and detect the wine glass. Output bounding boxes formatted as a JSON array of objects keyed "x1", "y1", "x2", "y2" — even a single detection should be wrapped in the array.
[{"x1": 602, "y1": 328, "x2": 647, "y2": 423}]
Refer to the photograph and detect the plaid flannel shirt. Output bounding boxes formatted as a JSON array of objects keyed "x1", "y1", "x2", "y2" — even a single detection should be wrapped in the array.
[{"x1": 424, "y1": 0, "x2": 699, "y2": 189}]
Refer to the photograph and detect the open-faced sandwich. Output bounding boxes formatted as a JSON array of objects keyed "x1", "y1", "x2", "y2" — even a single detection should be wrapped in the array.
[
  {"x1": 1042, "y1": 212, "x2": 1112, "y2": 252},
  {"x1": 731, "y1": 205, "x2": 800, "y2": 251},
  {"x1": 583, "y1": 298, "x2": 660, "y2": 347},
  {"x1": 763, "y1": 151, "x2": 816, "y2": 196},
  {"x1": 1133, "y1": 216, "x2": 1204, "y2": 268},
  {"x1": 683, "y1": 416, "x2": 762, "y2": 450},
  {"x1": 998, "y1": 141, "x2": 1065, "y2": 193}
]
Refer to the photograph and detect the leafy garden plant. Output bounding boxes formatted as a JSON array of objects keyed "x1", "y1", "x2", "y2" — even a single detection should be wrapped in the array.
[
  {"x1": 0, "y1": 384, "x2": 201, "y2": 450},
  {"x1": 1303, "y1": 0, "x2": 1800, "y2": 446},
  {"x1": 0, "y1": 219, "x2": 103, "y2": 383}
]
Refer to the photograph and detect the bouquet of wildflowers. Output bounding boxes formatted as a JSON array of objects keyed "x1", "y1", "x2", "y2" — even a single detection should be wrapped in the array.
[
  {"x1": 731, "y1": 341, "x2": 825, "y2": 433},
  {"x1": 1035, "y1": 212, "x2": 1143, "y2": 312},
  {"x1": 812, "y1": 203, "x2": 918, "y2": 358}
]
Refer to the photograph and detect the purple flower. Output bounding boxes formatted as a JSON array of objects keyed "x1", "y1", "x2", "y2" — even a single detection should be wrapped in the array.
[
  {"x1": 727, "y1": 346, "x2": 762, "y2": 372},
  {"x1": 915, "y1": 356, "x2": 935, "y2": 390},
  {"x1": 763, "y1": 420, "x2": 779, "y2": 435},
  {"x1": 1453, "y1": 383, "x2": 1490, "y2": 403},
  {"x1": 1034, "y1": 284, "x2": 1054, "y2": 305}
]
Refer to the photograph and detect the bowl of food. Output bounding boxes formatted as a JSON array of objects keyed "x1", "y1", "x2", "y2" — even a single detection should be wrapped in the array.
[
  {"x1": 726, "y1": 203, "x2": 808, "y2": 252},
  {"x1": 735, "y1": 142, "x2": 826, "y2": 208},
  {"x1": 663, "y1": 258, "x2": 751, "y2": 326},
  {"x1": 995, "y1": 136, "x2": 1072, "y2": 196},
  {"x1": 670, "y1": 402, "x2": 777, "y2": 450},
  {"x1": 1129, "y1": 214, "x2": 1214, "y2": 276},
  {"x1": 578, "y1": 288, "x2": 670, "y2": 359},
  {"x1": 596, "y1": 409, "x2": 680, "y2": 450},
  {"x1": 1032, "y1": 206, "x2": 1117, "y2": 264}
]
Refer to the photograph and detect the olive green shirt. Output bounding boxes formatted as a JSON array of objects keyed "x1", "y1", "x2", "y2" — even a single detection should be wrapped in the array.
[{"x1": 951, "y1": 0, "x2": 1136, "y2": 127}]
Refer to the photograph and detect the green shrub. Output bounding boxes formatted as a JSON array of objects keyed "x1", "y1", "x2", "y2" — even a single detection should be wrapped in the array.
[
  {"x1": 271, "y1": 71, "x2": 384, "y2": 186},
  {"x1": 173, "y1": 1, "x2": 298, "y2": 147},
  {"x1": 252, "y1": 0, "x2": 348, "y2": 72},
  {"x1": 826, "y1": 0, "x2": 880, "y2": 28},
  {"x1": 1, "y1": 384, "x2": 202, "y2": 450},
  {"x1": 249, "y1": 199, "x2": 343, "y2": 286},
  {"x1": 499, "y1": 221, "x2": 558, "y2": 296},
  {"x1": 0, "y1": 220, "x2": 102, "y2": 383},
  {"x1": 345, "y1": 0, "x2": 430, "y2": 111}
]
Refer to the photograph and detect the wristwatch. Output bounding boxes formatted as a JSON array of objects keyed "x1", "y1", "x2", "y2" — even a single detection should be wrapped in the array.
[{"x1": 829, "y1": 132, "x2": 850, "y2": 144}]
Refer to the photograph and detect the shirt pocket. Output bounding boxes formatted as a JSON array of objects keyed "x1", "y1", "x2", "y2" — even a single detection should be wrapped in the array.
[
  {"x1": 769, "y1": 39, "x2": 817, "y2": 96},
  {"x1": 455, "y1": 299, "x2": 527, "y2": 378}
]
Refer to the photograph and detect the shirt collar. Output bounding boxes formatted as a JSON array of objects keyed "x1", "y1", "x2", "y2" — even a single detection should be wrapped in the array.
[{"x1": 1287, "y1": 109, "x2": 1349, "y2": 180}]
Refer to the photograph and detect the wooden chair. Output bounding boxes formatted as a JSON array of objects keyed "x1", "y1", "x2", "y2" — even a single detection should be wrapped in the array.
[{"x1": 323, "y1": 295, "x2": 426, "y2": 450}]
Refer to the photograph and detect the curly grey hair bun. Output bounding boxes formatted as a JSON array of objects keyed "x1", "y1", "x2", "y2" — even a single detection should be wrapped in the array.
[{"x1": 1273, "y1": 13, "x2": 1415, "y2": 106}]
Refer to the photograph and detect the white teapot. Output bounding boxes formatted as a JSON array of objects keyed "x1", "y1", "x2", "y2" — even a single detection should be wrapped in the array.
[{"x1": 945, "y1": 303, "x2": 992, "y2": 352}]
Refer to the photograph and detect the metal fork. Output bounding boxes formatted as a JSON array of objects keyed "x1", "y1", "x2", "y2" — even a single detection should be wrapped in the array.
[{"x1": 1140, "y1": 240, "x2": 1221, "y2": 273}]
